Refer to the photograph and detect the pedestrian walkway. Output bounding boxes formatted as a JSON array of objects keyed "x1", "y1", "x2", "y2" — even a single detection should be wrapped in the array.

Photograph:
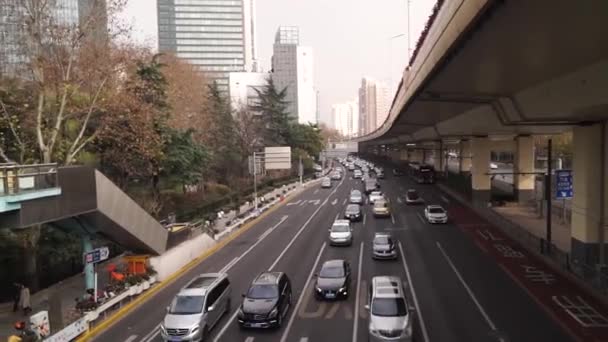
[{"x1": 492, "y1": 205, "x2": 572, "y2": 253}]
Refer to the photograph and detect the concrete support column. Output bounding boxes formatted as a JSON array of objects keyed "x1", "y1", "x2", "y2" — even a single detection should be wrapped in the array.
[
  {"x1": 571, "y1": 124, "x2": 608, "y2": 266},
  {"x1": 459, "y1": 139, "x2": 472, "y2": 173},
  {"x1": 437, "y1": 141, "x2": 446, "y2": 175},
  {"x1": 514, "y1": 136, "x2": 535, "y2": 204},
  {"x1": 82, "y1": 235, "x2": 95, "y2": 290},
  {"x1": 471, "y1": 136, "x2": 491, "y2": 207},
  {"x1": 409, "y1": 149, "x2": 423, "y2": 163}
]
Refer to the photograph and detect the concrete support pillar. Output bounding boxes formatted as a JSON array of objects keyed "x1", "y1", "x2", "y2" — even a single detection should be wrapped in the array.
[
  {"x1": 571, "y1": 124, "x2": 608, "y2": 266},
  {"x1": 471, "y1": 137, "x2": 491, "y2": 207},
  {"x1": 82, "y1": 235, "x2": 95, "y2": 290},
  {"x1": 459, "y1": 139, "x2": 472, "y2": 173},
  {"x1": 514, "y1": 136, "x2": 535, "y2": 204},
  {"x1": 437, "y1": 141, "x2": 445, "y2": 175},
  {"x1": 399, "y1": 149, "x2": 408, "y2": 161},
  {"x1": 409, "y1": 149, "x2": 423, "y2": 163}
]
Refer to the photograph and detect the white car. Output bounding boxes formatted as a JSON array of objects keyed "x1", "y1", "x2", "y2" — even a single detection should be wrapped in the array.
[
  {"x1": 368, "y1": 191, "x2": 385, "y2": 205},
  {"x1": 321, "y1": 177, "x2": 332, "y2": 188},
  {"x1": 328, "y1": 219, "x2": 353, "y2": 246},
  {"x1": 354, "y1": 170, "x2": 363, "y2": 179},
  {"x1": 350, "y1": 189, "x2": 364, "y2": 204},
  {"x1": 424, "y1": 205, "x2": 448, "y2": 224}
]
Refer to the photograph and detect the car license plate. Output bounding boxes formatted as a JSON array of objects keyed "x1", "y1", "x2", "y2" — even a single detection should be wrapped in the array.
[
  {"x1": 250, "y1": 323, "x2": 263, "y2": 328},
  {"x1": 169, "y1": 337, "x2": 182, "y2": 342},
  {"x1": 326, "y1": 292, "x2": 336, "y2": 299}
]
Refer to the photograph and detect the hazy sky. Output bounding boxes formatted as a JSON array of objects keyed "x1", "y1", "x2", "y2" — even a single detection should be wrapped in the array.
[{"x1": 120, "y1": 0, "x2": 435, "y2": 125}]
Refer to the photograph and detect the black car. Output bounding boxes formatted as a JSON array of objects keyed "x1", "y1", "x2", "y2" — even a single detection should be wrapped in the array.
[
  {"x1": 238, "y1": 272, "x2": 292, "y2": 329},
  {"x1": 392, "y1": 168, "x2": 404, "y2": 176},
  {"x1": 344, "y1": 204, "x2": 362, "y2": 221},
  {"x1": 314, "y1": 260, "x2": 351, "y2": 300}
]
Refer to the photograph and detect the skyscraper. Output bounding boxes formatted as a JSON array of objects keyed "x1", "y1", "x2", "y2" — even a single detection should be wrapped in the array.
[
  {"x1": 271, "y1": 26, "x2": 317, "y2": 124},
  {"x1": 358, "y1": 78, "x2": 390, "y2": 136},
  {"x1": 0, "y1": 0, "x2": 106, "y2": 76},
  {"x1": 157, "y1": 0, "x2": 257, "y2": 92},
  {"x1": 332, "y1": 100, "x2": 359, "y2": 138}
]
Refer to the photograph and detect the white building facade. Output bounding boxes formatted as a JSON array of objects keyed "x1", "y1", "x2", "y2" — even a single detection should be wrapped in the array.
[
  {"x1": 358, "y1": 77, "x2": 390, "y2": 136},
  {"x1": 332, "y1": 100, "x2": 359, "y2": 138},
  {"x1": 228, "y1": 72, "x2": 268, "y2": 111},
  {"x1": 157, "y1": 0, "x2": 258, "y2": 92},
  {"x1": 271, "y1": 26, "x2": 317, "y2": 124}
]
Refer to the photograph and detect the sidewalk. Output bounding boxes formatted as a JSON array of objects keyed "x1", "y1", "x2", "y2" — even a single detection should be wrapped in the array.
[{"x1": 492, "y1": 205, "x2": 572, "y2": 253}]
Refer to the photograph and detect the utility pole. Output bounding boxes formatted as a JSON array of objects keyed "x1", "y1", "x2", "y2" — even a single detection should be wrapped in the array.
[
  {"x1": 299, "y1": 156, "x2": 303, "y2": 185},
  {"x1": 545, "y1": 139, "x2": 553, "y2": 254},
  {"x1": 407, "y1": 0, "x2": 411, "y2": 63},
  {"x1": 253, "y1": 151, "x2": 258, "y2": 210}
]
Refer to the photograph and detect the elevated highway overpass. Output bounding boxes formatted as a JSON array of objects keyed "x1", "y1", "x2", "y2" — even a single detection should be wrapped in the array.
[{"x1": 354, "y1": 0, "x2": 608, "y2": 281}]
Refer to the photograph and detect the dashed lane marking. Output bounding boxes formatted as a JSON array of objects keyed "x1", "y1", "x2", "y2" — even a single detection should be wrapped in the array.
[
  {"x1": 352, "y1": 242, "x2": 364, "y2": 342},
  {"x1": 343, "y1": 198, "x2": 347, "y2": 205},
  {"x1": 124, "y1": 335, "x2": 137, "y2": 342},
  {"x1": 399, "y1": 242, "x2": 430, "y2": 342},
  {"x1": 416, "y1": 212, "x2": 425, "y2": 224},
  {"x1": 287, "y1": 200, "x2": 301, "y2": 206},
  {"x1": 139, "y1": 323, "x2": 160, "y2": 342},
  {"x1": 245, "y1": 337, "x2": 255, "y2": 342},
  {"x1": 331, "y1": 198, "x2": 338, "y2": 205}
]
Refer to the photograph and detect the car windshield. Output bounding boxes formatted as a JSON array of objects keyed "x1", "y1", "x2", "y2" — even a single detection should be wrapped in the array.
[
  {"x1": 374, "y1": 236, "x2": 391, "y2": 245},
  {"x1": 169, "y1": 295, "x2": 205, "y2": 314},
  {"x1": 429, "y1": 207, "x2": 445, "y2": 214},
  {"x1": 371, "y1": 297, "x2": 407, "y2": 317},
  {"x1": 374, "y1": 201, "x2": 388, "y2": 208},
  {"x1": 407, "y1": 191, "x2": 419, "y2": 199},
  {"x1": 332, "y1": 223, "x2": 350, "y2": 232},
  {"x1": 319, "y1": 265, "x2": 345, "y2": 278},
  {"x1": 351, "y1": 190, "x2": 361, "y2": 197},
  {"x1": 346, "y1": 204, "x2": 359, "y2": 212},
  {"x1": 247, "y1": 284, "x2": 278, "y2": 299}
]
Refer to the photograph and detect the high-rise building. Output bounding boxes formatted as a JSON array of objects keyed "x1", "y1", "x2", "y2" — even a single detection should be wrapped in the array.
[
  {"x1": 358, "y1": 78, "x2": 389, "y2": 136},
  {"x1": 271, "y1": 26, "x2": 317, "y2": 124},
  {"x1": 157, "y1": 0, "x2": 257, "y2": 92},
  {"x1": 0, "y1": 0, "x2": 107, "y2": 76},
  {"x1": 332, "y1": 100, "x2": 359, "y2": 138}
]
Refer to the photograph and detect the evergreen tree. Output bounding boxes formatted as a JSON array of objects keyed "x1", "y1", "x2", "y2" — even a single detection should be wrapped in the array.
[{"x1": 250, "y1": 78, "x2": 293, "y2": 146}]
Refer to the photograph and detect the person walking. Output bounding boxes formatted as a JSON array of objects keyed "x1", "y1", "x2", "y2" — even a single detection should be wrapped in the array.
[
  {"x1": 12, "y1": 283, "x2": 21, "y2": 313},
  {"x1": 18, "y1": 285, "x2": 31, "y2": 316}
]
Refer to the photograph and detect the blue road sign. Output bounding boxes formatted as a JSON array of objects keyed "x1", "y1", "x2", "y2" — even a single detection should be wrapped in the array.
[
  {"x1": 83, "y1": 247, "x2": 110, "y2": 265},
  {"x1": 555, "y1": 169, "x2": 573, "y2": 199}
]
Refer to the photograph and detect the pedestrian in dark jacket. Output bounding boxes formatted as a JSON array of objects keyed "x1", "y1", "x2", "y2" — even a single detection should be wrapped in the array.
[{"x1": 12, "y1": 283, "x2": 21, "y2": 313}]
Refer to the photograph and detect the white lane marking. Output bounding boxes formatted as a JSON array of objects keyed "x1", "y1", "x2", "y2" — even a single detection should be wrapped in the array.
[
  {"x1": 331, "y1": 198, "x2": 338, "y2": 205},
  {"x1": 308, "y1": 199, "x2": 321, "y2": 205},
  {"x1": 343, "y1": 198, "x2": 347, "y2": 205},
  {"x1": 436, "y1": 242, "x2": 497, "y2": 331},
  {"x1": 416, "y1": 212, "x2": 425, "y2": 224},
  {"x1": 287, "y1": 200, "x2": 301, "y2": 206},
  {"x1": 398, "y1": 242, "x2": 430, "y2": 342},
  {"x1": 125, "y1": 335, "x2": 138, "y2": 342},
  {"x1": 441, "y1": 195, "x2": 450, "y2": 203},
  {"x1": 334, "y1": 212, "x2": 340, "y2": 221},
  {"x1": 268, "y1": 177, "x2": 343, "y2": 271},
  {"x1": 352, "y1": 242, "x2": 364, "y2": 342},
  {"x1": 139, "y1": 323, "x2": 160, "y2": 342},
  {"x1": 280, "y1": 243, "x2": 327, "y2": 342},
  {"x1": 314, "y1": 189, "x2": 319, "y2": 194},
  {"x1": 300, "y1": 200, "x2": 307, "y2": 206},
  {"x1": 213, "y1": 309, "x2": 240, "y2": 342},
  {"x1": 363, "y1": 213, "x2": 367, "y2": 225},
  {"x1": 391, "y1": 214, "x2": 396, "y2": 225},
  {"x1": 397, "y1": 197, "x2": 403, "y2": 204},
  {"x1": 245, "y1": 337, "x2": 255, "y2": 342},
  {"x1": 300, "y1": 338, "x2": 309, "y2": 342},
  {"x1": 219, "y1": 257, "x2": 239, "y2": 274}
]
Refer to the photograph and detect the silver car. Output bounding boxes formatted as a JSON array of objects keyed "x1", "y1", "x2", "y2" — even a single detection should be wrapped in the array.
[
  {"x1": 328, "y1": 219, "x2": 353, "y2": 246},
  {"x1": 350, "y1": 189, "x2": 364, "y2": 204},
  {"x1": 161, "y1": 273, "x2": 231, "y2": 341},
  {"x1": 321, "y1": 177, "x2": 332, "y2": 188},
  {"x1": 372, "y1": 233, "x2": 397, "y2": 260},
  {"x1": 366, "y1": 276, "x2": 413, "y2": 341}
]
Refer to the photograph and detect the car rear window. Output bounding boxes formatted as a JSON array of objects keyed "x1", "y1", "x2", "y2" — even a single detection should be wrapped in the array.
[
  {"x1": 407, "y1": 191, "x2": 419, "y2": 199},
  {"x1": 374, "y1": 236, "x2": 390, "y2": 244}
]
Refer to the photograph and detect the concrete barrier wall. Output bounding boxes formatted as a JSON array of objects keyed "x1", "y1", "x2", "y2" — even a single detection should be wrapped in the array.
[{"x1": 149, "y1": 233, "x2": 216, "y2": 281}]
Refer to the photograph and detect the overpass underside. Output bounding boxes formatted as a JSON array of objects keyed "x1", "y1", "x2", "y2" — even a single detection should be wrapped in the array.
[{"x1": 356, "y1": 0, "x2": 608, "y2": 270}]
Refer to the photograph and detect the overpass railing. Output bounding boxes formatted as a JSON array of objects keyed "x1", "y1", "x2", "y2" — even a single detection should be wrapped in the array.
[{"x1": 0, "y1": 163, "x2": 58, "y2": 196}]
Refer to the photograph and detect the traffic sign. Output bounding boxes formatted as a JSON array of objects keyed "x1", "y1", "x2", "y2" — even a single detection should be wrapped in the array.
[
  {"x1": 83, "y1": 247, "x2": 109, "y2": 265},
  {"x1": 555, "y1": 169, "x2": 573, "y2": 199}
]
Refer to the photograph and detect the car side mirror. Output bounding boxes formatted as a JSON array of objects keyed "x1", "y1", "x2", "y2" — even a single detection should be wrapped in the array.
[
  {"x1": 241, "y1": 293, "x2": 246, "y2": 298},
  {"x1": 207, "y1": 305, "x2": 215, "y2": 312},
  {"x1": 166, "y1": 306, "x2": 170, "y2": 312},
  {"x1": 364, "y1": 304, "x2": 370, "y2": 310},
  {"x1": 314, "y1": 273, "x2": 318, "y2": 277}
]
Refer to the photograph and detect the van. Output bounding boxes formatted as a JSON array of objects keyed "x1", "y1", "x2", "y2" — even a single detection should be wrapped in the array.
[{"x1": 161, "y1": 273, "x2": 231, "y2": 341}]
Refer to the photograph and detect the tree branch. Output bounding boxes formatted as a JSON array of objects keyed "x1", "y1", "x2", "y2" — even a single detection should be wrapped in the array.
[
  {"x1": 65, "y1": 75, "x2": 108, "y2": 162},
  {"x1": 47, "y1": 48, "x2": 75, "y2": 159},
  {"x1": 66, "y1": 129, "x2": 100, "y2": 165},
  {"x1": 0, "y1": 98, "x2": 24, "y2": 149},
  {"x1": 36, "y1": 92, "x2": 46, "y2": 154},
  {"x1": 0, "y1": 145, "x2": 13, "y2": 163}
]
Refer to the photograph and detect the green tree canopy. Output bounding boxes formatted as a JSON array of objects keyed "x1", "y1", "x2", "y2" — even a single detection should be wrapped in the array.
[{"x1": 250, "y1": 78, "x2": 293, "y2": 146}]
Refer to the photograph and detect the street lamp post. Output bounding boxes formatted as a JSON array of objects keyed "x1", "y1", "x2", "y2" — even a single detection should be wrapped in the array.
[{"x1": 388, "y1": 33, "x2": 406, "y2": 92}]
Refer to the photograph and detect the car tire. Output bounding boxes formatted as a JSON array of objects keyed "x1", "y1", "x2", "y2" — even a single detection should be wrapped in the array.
[{"x1": 276, "y1": 310, "x2": 283, "y2": 328}]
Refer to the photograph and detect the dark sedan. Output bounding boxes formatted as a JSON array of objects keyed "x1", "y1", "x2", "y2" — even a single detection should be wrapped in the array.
[
  {"x1": 238, "y1": 272, "x2": 292, "y2": 329},
  {"x1": 315, "y1": 260, "x2": 351, "y2": 300},
  {"x1": 344, "y1": 204, "x2": 362, "y2": 221}
]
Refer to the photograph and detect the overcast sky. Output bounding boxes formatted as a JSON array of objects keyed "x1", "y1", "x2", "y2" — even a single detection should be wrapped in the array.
[{"x1": 119, "y1": 0, "x2": 435, "y2": 125}]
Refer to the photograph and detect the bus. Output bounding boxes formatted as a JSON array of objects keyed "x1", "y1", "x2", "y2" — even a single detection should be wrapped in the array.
[{"x1": 411, "y1": 163, "x2": 435, "y2": 184}]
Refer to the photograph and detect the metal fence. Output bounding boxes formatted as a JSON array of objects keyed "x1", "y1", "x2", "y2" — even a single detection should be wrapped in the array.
[{"x1": 0, "y1": 163, "x2": 58, "y2": 195}]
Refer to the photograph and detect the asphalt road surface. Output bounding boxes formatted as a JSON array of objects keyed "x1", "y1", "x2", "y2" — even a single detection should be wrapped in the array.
[{"x1": 94, "y1": 163, "x2": 572, "y2": 342}]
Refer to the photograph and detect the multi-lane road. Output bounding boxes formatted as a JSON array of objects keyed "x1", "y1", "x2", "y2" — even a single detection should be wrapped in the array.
[{"x1": 94, "y1": 162, "x2": 572, "y2": 342}]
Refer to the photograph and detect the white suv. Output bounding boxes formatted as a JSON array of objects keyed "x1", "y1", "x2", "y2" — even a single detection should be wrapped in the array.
[
  {"x1": 366, "y1": 276, "x2": 413, "y2": 341},
  {"x1": 328, "y1": 219, "x2": 353, "y2": 246}
]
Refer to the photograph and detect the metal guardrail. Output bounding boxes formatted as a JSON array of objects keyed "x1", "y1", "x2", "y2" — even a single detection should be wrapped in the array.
[{"x1": 0, "y1": 163, "x2": 58, "y2": 196}]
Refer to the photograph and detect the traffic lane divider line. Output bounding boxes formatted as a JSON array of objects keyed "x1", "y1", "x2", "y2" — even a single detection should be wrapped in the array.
[
  {"x1": 77, "y1": 183, "x2": 309, "y2": 342},
  {"x1": 398, "y1": 241, "x2": 430, "y2": 342},
  {"x1": 352, "y1": 242, "x2": 364, "y2": 342}
]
